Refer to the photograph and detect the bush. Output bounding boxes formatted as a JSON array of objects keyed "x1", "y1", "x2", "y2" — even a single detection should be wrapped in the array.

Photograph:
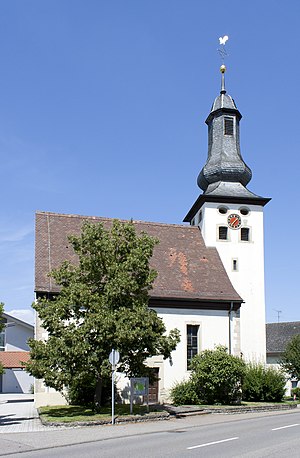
[
  {"x1": 242, "y1": 363, "x2": 286, "y2": 402},
  {"x1": 291, "y1": 387, "x2": 300, "y2": 399},
  {"x1": 66, "y1": 373, "x2": 112, "y2": 407},
  {"x1": 190, "y1": 346, "x2": 246, "y2": 405},
  {"x1": 170, "y1": 380, "x2": 199, "y2": 406}
]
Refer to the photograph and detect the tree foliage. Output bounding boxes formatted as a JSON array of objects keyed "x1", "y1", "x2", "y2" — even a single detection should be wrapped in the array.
[
  {"x1": 26, "y1": 220, "x2": 180, "y2": 407},
  {"x1": 242, "y1": 363, "x2": 286, "y2": 402},
  {"x1": 280, "y1": 335, "x2": 300, "y2": 380}
]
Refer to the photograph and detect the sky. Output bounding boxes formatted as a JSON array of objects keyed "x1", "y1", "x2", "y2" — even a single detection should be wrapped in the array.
[{"x1": 0, "y1": 0, "x2": 299, "y2": 325}]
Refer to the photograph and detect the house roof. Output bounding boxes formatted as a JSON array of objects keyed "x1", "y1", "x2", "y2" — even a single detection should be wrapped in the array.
[
  {"x1": 2, "y1": 313, "x2": 34, "y2": 330},
  {"x1": 35, "y1": 211, "x2": 242, "y2": 305},
  {"x1": 0, "y1": 351, "x2": 30, "y2": 369},
  {"x1": 266, "y1": 321, "x2": 300, "y2": 353}
]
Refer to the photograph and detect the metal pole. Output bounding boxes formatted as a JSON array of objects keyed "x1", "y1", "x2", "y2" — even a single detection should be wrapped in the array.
[
  {"x1": 112, "y1": 349, "x2": 115, "y2": 425},
  {"x1": 112, "y1": 366, "x2": 115, "y2": 424}
]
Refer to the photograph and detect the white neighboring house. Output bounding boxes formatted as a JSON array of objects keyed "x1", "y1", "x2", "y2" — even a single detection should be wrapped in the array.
[
  {"x1": 0, "y1": 312, "x2": 34, "y2": 393},
  {"x1": 266, "y1": 321, "x2": 300, "y2": 396}
]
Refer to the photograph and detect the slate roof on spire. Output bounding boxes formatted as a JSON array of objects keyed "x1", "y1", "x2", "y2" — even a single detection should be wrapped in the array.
[
  {"x1": 210, "y1": 93, "x2": 239, "y2": 113},
  {"x1": 184, "y1": 67, "x2": 271, "y2": 222}
]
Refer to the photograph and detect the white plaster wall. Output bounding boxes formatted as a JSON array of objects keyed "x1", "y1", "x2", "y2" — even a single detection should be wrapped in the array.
[
  {"x1": 198, "y1": 202, "x2": 266, "y2": 362},
  {"x1": 152, "y1": 307, "x2": 234, "y2": 401},
  {"x1": 34, "y1": 307, "x2": 239, "y2": 405},
  {"x1": 34, "y1": 376, "x2": 67, "y2": 407},
  {"x1": 5, "y1": 323, "x2": 33, "y2": 351},
  {"x1": 2, "y1": 369, "x2": 34, "y2": 393}
]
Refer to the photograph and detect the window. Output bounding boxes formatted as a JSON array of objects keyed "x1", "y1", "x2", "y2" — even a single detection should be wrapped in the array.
[
  {"x1": 218, "y1": 226, "x2": 228, "y2": 240},
  {"x1": 218, "y1": 206, "x2": 228, "y2": 215},
  {"x1": 0, "y1": 330, "x2": 5, "y2": 351},
  {"x1": 240, "y1": 207, "x2": 250, "y2": 216},
  {"x1": 187, "y1": 325, "x2": 199, "y2": 369},
  {"x1": 224, "y1": 116, "x2": 234, "y2": 136},
  {"x1": 232, "y1": 259, "x2": 238, "y2": 271},
  {"x1": 241, "y1": 227, "x2": 250, "y2": 242}
]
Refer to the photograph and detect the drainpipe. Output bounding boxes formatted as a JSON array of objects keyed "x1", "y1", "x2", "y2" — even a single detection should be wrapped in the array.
[{"x1": 228, "y1": 302, "x2": 234, "y2": 355}]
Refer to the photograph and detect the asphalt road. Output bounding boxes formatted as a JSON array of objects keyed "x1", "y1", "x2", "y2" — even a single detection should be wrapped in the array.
[{"x1": 4, "y1": 410, "x2": 300, "y2": 458}]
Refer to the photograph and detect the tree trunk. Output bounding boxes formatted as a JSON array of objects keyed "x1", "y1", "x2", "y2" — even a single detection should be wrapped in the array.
[{"x1": 94, "y1": 376, "x2": 103, "y2": 412}]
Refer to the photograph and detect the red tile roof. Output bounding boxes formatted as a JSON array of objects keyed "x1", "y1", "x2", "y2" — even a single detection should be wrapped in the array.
[
  {"x1": 0, "y1": 351, "x2": 30, "y2": 368},
  {"x1": 35, "y1": 211, "x2": 242, "y2": 305}
]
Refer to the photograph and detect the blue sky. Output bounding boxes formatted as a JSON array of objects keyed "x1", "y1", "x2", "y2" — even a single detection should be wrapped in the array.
[{"x1": 0, "y1": 0, "x2": 299, "y2": 325}]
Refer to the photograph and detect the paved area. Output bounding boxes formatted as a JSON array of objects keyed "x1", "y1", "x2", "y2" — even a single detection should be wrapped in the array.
[
  {"x1": 0, "y1": 394, "x2": 60, "y2": 433},
  {"x1": 0, "y1": 408, "x2": 299, "y2": 456}
]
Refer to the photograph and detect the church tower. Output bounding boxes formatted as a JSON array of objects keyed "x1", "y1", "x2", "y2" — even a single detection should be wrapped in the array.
[{"x1": 184, "y1": 65, "x2": 270, "y2": 361}]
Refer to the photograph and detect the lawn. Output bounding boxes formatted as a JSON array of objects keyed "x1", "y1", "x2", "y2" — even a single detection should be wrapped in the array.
[
  {"x1": 38, "y1": 404, "x2": 165, "y2": 423},
  {"x1": 38, "y1": 400, "x2": 297, "y2": 423}
]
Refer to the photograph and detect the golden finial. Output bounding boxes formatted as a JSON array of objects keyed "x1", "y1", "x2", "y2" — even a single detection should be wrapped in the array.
[{"x1": 220, "y1": 64, "x2": 226, "y2": 73}]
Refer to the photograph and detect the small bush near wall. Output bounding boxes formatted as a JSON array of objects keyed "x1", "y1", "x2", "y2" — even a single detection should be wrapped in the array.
[
  {"x1": 292, "y1": 387, "x2": 300, "y2": 400},
  {"x1": 171, "y1": 346, "x2": 246, "y2": 405},
  {"x1": 170, "y1": 380, "x2": 199, "y2": 406},
  {"x1": 242, "y1": 363, "x2": 286, "y2": 402}
]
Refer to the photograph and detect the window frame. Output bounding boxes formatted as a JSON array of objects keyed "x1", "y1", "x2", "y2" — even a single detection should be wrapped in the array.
[
  {"x1": 218, "y1": 225, "x2": 229, "y2": 241},
  {"x1": 0, "y1": 329, "x2": 5, "y2": 351},
  {"x1": 232, "y1": 258, "x2": 238, "y2": 272},
  {"x1": 240, "y1": 227, "x2": 251, "y2": 242},
  {"x1": 186, "y1": 324, "x2": 200, "y2": 370},
  {"x1": 224, "y1": 116, "x2": 235, "y2": 136}
]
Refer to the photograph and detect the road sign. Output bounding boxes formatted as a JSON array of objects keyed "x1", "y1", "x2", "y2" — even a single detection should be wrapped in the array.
[
  {"x1": 109, "y1": 349, "x2": 120, "y2": 425},
  {"x1": 109, "y1": 349, "x2": 120, "y2": 368}
]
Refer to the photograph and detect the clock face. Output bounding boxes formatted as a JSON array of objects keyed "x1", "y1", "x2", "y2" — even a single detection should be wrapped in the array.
[{"x1": 227, "y1": 213, "x2": 241, "y2": 229}]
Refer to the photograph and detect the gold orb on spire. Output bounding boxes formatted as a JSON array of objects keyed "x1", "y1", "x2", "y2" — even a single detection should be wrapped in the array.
[{"x1": 220, "y1": 64, "x2": 226, "y2": 73}]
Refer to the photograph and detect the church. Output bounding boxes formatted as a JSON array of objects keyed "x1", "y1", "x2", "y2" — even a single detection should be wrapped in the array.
[{"x1": 34, "y1": 64, "x2": 270, "y2": 407}]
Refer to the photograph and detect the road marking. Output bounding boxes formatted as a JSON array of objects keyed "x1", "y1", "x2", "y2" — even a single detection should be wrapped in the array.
[
  {"x1": 187, "y1": 437, "x2": 239, "y2": 450},
  {"x1": 272, "y1": 424, "x2": 299, "y2": 431}
]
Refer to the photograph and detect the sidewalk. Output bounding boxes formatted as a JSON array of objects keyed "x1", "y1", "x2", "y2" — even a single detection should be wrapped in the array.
[
  {"x1": 0, "y1": 394, "x2": 60, "y2": 434},
  {"x1": 0, "y1": 405, "x2": 299, "y2": 456}
]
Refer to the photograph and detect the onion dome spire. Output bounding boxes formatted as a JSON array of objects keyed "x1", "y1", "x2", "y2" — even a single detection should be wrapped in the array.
[{"x1": 197, "y1": 64, "x2": 254, "y2": 198}]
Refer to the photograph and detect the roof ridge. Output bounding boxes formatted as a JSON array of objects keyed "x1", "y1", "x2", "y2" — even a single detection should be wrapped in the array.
[
  {"x1": 267, "y1": 321, "x2": 300, "y2": 325},
  {"x1": 36, "y1": 211, "x2": 196, "y2": 229}
]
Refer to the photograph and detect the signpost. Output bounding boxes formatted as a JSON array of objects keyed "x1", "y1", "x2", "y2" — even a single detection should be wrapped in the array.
[
  {"x1": 130, "y1": 377, "x2": 149, "y2": 414},
  {"x1": 109, "y1": 349, "x2": 120, "y2": 425}
]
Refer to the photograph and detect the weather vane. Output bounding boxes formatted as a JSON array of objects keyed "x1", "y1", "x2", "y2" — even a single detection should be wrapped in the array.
[
  {"x1": 218, "y1": 35, "x2": 229, "y2": 64},
  {"x1": 218, "y1": 35, "x2": 229, "y2": 93}
]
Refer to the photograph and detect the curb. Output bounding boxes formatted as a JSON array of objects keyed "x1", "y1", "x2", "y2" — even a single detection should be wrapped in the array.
[
  {"x1": 168, "y1": 403, "x2": 298, "y2": 417},
  {"x1": 39, "y1": 411, "x2": 171, "y2": 427}
]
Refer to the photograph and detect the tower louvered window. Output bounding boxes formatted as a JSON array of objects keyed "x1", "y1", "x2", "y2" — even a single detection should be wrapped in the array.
[
  {"x1": 218, "y1": 226, "x2": 228, "y2": 240},
  {"x1": 224, "y1": 116, "x2": 234, "y2": 136},
  {"x1": 241, "y1": 227, "x2": 250, "y2": 241}
]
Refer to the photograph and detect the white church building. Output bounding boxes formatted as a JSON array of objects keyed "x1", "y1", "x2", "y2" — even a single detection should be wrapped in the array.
[{"x1": 34, "y1": 65, "x2": 270, "y2": 407}]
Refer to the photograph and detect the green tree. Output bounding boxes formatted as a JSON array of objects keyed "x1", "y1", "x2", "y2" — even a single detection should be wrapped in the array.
[
  {"x1": 280, "y1": 335, "x2": 300, "y2": 381},
  {"x1": 190, "y1": 345, "x2": 246, "y2": 405},
  {"x1": 26, "y1": 220, "x2": 180, "y2": 408}
]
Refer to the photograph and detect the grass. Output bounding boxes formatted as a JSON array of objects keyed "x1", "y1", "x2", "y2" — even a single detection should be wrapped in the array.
[
  {"x1": 39, "y1": 404, "x2": 164, "y2": 423},
  {"x1": 39, "y1": 400, "x2": 298, "y2": 423}
]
